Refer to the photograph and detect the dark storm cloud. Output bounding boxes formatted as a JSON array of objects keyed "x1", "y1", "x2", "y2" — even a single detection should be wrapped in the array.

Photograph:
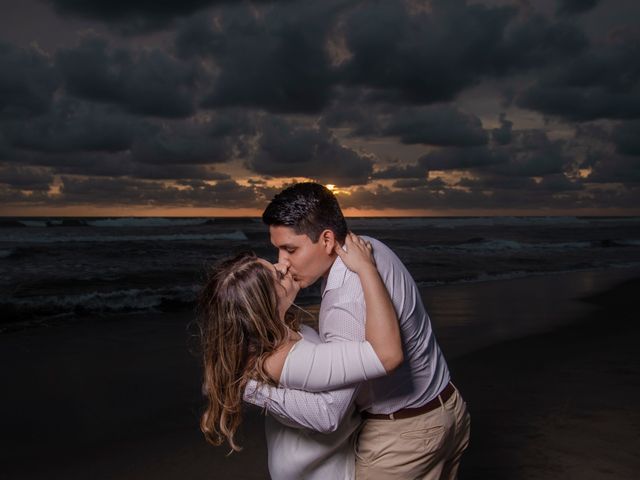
[
  {"x1": 457, "y1": 174, "x2": 538, "y2": 191},
  {"x1": 0, "y1": 131, "x2": 9, "y2": 160},
  {"x1": 459, "y1": 172, "x2": 583, "y2": 192},
  {"x1": 555, "y1": 124, "x2": 640, "y2": 185},
  {"x1": 16, "y1": 149, "x2": 229, "y2": 182},
  {"x1": 173, "y1": 15, "x2": 221, "y2": 59},
  {"x1": 583, "y1": 184, "x2": 640, "y2": 209},
  {"x1": 371, "y1": 163, "x2": 426, "y2": 180},
  {"x1": 205, "y1": 110, "x2": 257, "y2": 138},
  {"x1": 322, "y1": 101, "x2": 490, "y2": 147},
  {"x1": 418, "y1": 146, "x2": 509, "y2": 171},
  {"x1": 57, "y1": 176, "x2": 274, "y2": 207},
  {"x1": 318, "y1": 89, "x2": 388, "y2": 136},
  {"x1": 338, "y1": 183, "x2": 486, "y2": 211},
  {"x1": 569, "y1": 123, "x2": 612, "y2": 174},
  {"x1": 340, "y1": 0, "x2": 587, "y2": 105},
  {"x1": 247, "y1": 117, "x2": 374, "y2": 186},
  {"x1": 183, "y1": 178, "x2": 271, "y2": 207},
  {"x1": 46, "y1": 0, "x2": 210, "y2": 24},
  {"x1": 612, "y1": 120, "x2": 640, "y2": 156},
  {"x1": 408, "y1": 128, "x2": 571, "y2": 179},
  {"x1": 0, "y1": 165, "x2": 53, "y2": 191},
  {"x1": 392, "y1": 177, "x2": 446, "y2": 190},
  {"x1": 375, "y1": 126, "x2": 572, "y2": 186},
  {"x1": 321, "y1": 104, "x2": 379, "y2": 137},
  {"x1": 340, "y1": 1, "x2": 509, "y2": 104},
  {"x1": 0, "y1": 187, "x2": 50, "y2": 204},
  {"x1": 176, "y1": 174, "x2": 231, "y2": 189},
  {"x1": 585, "y1": 151, "x2": 640, "y2": 184},
  {"x1": 338, "y1": 177, "x2": 596, "y2": 211},
  {"x1": 0, "y1": 42, "x2": 58, "y2": 118},
  {"x1": 3, "y1": 98, "x2": 138, "y2": 153},
  {"x1": 129, "y1": 163, "x2": 227, "y2": 180},
  {"x1": 488, "y1": 130, "x2": 570, "y2": 177},
  {"x1": 130, "y1": 111, "x2": 255, "y2": 166},
  {"x1": 556, "y1": 0, "x2": 601, "y2": 16},
  {"x1": 58, "y1": 175, "x2": 166, "y2": 204},
  {"x1": 1, "y1": 103, "x2": 252, "y2": 181},
  {"x1": 44, "y1": 0, "x2": 281, "y2": 33},
  {"x1": 391, "y1": 178, "x2": 425, "y2": 189},
  {"x1": 491, "y1": 113, "x2": 513, "y2": 145},
  {"x1": 536, "y1": 173, "x2": 584, "y2": 191},
  {"x1": 518, "y1": 39, "x2": 640, "y2": 121},
  {"x1": 6, "y1": 149, "x2": 130, "y2": 177},
  {"x1": 373, "y1": 147, "x2": 506, "y2": 181},
  {"x1": 56, "y1": 37, "x2": 198, "y2": 118},
  {"x1": 15, "y1": 144, "x2": 236, "y2": 182},
  {"x1": 182, "y1": 3, "x2": 338, "y2": 114},
  {"x1": 132, "y1": 125, "x2": 233, "y2": 165},
  {"x1": 173, "y1": 0, "x2": 589, "y2": 115},
  {"x1": 383, "y1": 106, "x2": 488, "y2": 146}
]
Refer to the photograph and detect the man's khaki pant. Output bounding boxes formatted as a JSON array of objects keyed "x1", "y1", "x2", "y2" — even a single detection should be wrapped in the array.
[{"x1": 355, "y1": 387, "x2": 471, "y2": 480}]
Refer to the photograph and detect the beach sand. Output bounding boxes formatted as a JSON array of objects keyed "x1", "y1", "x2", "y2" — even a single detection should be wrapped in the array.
[
  {"x1": 1, "y1": 268, "x2": 639, "y2": 479},
  {"x1": 453, "y1": 275, "x2": 640, "y2": 480}
]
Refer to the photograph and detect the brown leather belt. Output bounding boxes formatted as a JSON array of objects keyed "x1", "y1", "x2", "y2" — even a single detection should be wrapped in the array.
[{"x1": 362, "y1": 383, "x2": 456, "y2": 420}]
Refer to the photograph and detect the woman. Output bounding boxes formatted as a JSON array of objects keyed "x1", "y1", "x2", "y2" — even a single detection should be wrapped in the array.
[{"x1": 198, "y1": 233, "x2": 402, "y2": 478}]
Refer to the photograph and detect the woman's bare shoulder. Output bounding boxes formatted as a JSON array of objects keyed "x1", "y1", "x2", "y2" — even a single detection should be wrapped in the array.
[{"x1": 263, "y1": 331, "x2": 302, "y2": 384}]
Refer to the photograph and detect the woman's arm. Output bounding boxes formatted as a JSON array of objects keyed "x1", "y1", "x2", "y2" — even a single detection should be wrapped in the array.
[
  {"x1": 244, "y1": 376, "x2": 358, "y2": 433},
  {"x1": 335, "y1": 232, "x2": 403, "y2": 373},
  {"x1": 263, "y1": 324, "x2": 388, "y2": 390},
  {"x1": 279, "y1": 323, "x2": 387, "y2": 392}
]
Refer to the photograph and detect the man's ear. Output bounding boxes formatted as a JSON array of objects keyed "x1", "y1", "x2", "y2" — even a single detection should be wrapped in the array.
[{"x1": 320, "y1": 229, "x2": 336, "y2": 255}]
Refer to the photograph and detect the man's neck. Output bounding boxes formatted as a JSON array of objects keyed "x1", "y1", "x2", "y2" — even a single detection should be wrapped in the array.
[{"x1": 321, "y1": 251, "x2": 340, "y2": 279}]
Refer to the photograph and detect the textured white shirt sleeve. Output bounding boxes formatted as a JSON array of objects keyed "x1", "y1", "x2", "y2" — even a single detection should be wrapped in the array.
[
  {"x1": 244, "y1": 379, "x2": 357, "y2": 433},
  {"x1": 243, "y1": 325, "x2": 373, "y2": 433},
  {"x1": 280, "y1": 334, "x2": 386, "y2": 392}
]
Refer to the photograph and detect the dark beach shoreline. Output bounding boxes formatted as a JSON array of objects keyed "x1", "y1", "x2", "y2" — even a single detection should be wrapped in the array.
[{"x1": 1, "y1": 268, "x2": 638, "y2": 479}]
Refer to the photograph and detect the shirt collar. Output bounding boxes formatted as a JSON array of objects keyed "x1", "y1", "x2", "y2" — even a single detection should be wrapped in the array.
[{"x1": 321, "y1": 249, "x2": 348, "y2": 297}]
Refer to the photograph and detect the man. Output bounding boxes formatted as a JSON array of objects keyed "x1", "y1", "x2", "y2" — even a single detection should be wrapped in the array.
[{"x1": 249, "y1": 182, "x2": 470, "y2": 479}]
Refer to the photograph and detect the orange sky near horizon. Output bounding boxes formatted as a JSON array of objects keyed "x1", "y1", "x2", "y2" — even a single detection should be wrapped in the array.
[{"x1": 2, "y1": 205, "x2": 639, "y2": 218}]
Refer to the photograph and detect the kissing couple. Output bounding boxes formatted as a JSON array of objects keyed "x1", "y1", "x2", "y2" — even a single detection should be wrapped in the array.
[{"x1": 198, "y1": 182, "x2": 470, "y2": 479}]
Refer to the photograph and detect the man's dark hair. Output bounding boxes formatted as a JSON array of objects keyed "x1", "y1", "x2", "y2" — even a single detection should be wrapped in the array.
[{"x1": 262, "y1": 183, "x2": 348, "y2": 243}]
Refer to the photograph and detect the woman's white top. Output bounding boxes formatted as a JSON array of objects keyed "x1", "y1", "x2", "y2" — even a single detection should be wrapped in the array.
[{"x1": 245, "y1": 324, "x2": 386, "y2": 480}]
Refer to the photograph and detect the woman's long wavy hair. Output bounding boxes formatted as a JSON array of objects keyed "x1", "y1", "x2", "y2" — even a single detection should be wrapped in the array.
[{"x1": 197, "y1": 251, "x2": 299, "y2": 452}]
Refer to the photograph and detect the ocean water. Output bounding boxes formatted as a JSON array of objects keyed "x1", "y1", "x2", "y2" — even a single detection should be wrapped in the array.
[{"x1": 1, "y1": 216, "x2": 640, "y2": 331}]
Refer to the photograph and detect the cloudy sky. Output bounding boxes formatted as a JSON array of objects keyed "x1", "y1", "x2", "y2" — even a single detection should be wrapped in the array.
[{"x1": 1, "y1": 0, "x2": 639, "y2": 216}]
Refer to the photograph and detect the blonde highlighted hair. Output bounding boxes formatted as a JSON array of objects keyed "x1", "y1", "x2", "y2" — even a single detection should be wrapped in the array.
[{"x1": 197, "y1": 251, "x2": 298, "y2": 451}]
